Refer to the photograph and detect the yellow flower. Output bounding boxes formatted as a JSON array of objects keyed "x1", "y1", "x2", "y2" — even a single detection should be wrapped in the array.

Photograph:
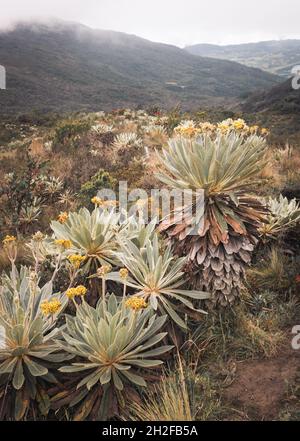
[
  {"x1": 66, "y1": 287, "x2": 77, "y2": 299},
  {"x1": 58, "y1": 212, "x2": 68, "y2": 224},
  {"x1": 66, "y1": 285, "x2": 87, "y2": 299},
  {"x1": 40, "y1": 298, "x2": 61, "y2": 315},
  {"x1": 217, "y1": 118, "x2": 250, "y2": 134},
  {"x1": 261, "y1": 128, "x2": 269, "y2": 136},
  {"x1": 217, "y1": 121, "x2": 231, "y2": 133},
  {"x1": 249, "y1": 125, "x2": 259, "y2": 134},
  {"x1": 68, "y1": 254, "x2": 86, "y2": 269},
  {"x1": 55, "y1": 239, "x2": 72, "y2": 249},
  {"x1": 97, "y1": 264, "x2": 112, "y2": 277},
  {"x1": 174, "y1": 121, "x2": 201, "y2": 138},
  {"x1": 119, "y1": 268, "x2": 129, "y2": 280},
  {"x1": 232, "y1": 119, "x2": 247, "y2": 131},
  {"x1": 125, "y1": 296, "x2": 147, "y2": 311},
  {"x1": 199, "y1": 122, "x2": 216, "y2": 133},
  {"x1": 91, "y1": 196, "x2": 103, "y2": 206},
  {"x1": 2, "y1": 235, "x2": 16, "y2": 246},
  {"x1": 175, "y1": 127, "x2": 199, "y2": 138},
  {"x1": 76, "y1": 285, "x2": 87, "y2": 297}
]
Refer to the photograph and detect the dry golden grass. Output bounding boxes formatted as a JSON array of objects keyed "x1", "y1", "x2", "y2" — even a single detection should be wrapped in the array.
[
  {"x1": 127, "y1": 343, "x2": 193, "y2": 421},
  {"x1": 144, "y1": 131, "x2": 168, "y2": 149},
  {"x1": 236, "y1": 310, "x2": 285, "y2": 358},
  {"x1": 120, "y1": 122, "x2": 138, "y2": 133},
  {"x1": 0, "y1": 149, "x2": 16, "y2": 160},
  {"x1": 47, "y1": 152, "x2": 74, "y2": 181},
  {"x1": 129, "y1": 372, "x2": 193, "y2": 421},
  {"x1": 272, "y1": 145, "x2": 300, "y2": 187},
  {"x1": 0, "y1": 241, "x2": 30, "y2": 272},
  {"x1": 29, "y1": 138, "x2": 47, "y2": 157},
  {"x1": 255, "y1": 144, "x2": 300, "y2": 194}
]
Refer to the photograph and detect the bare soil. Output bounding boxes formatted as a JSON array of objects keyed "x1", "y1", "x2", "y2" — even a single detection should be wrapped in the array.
[{"x1": 223, "y1": 338, "x2": 300, "y2": 420}]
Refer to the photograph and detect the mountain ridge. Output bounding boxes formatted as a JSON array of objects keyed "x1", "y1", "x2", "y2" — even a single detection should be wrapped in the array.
[
  {"x1": 185, "y1": 40, "x2": 300, "y2": 77},
  {"x1": 242, "y1": 77, "x2": 300, "y2": 114},
  {"x1": 0, "y1": 20, "x2": 280, "y2": 114}
]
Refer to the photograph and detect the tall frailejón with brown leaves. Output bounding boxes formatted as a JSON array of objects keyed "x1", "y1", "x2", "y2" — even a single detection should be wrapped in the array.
[{"x1": 157, "y1": 122, "x2": 268, "y2": 306}]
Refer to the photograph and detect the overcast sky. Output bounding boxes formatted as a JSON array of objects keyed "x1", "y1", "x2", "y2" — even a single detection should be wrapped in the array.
[{"x1": 0, "y1": 0, "x2": 299, "y2": 46}]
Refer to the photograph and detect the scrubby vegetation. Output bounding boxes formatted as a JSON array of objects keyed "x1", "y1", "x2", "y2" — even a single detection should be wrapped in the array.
[{"x1": 0, "y1": 108, "x2": 299, "y2": 421}]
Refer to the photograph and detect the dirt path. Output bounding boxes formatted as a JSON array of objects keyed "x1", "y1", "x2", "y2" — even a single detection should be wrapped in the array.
[{"x1": 223, "y1": 338, "x2": 300, "y2": 420}]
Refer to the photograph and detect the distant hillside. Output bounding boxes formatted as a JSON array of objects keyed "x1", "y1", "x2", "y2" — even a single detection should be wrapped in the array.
[
  {"x1": 241, "y1": 78, "x2": 300, "y2": 145},
  {"x1": 242, "y1": 78, "x2": 300, "y2": 113},
  {"x1": 0, "y1": 20, "x2": 279, "y2": 114},
  {"x1": 185, "y1": 40, "x2": 300, "y2": 77}
]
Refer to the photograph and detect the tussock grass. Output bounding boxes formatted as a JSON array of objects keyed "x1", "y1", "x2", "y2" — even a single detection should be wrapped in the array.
[
  {"x1": 128, "y1": 357, "x2": 221, "y2": 421},
  {"x1": 247, "y1": 248, "x2": 291, "y2": 292}
]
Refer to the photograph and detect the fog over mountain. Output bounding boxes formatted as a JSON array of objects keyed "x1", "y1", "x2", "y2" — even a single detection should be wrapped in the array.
[
  {"x1": 0, "y1": 21, "x2": 280, "y2": 114},
  {"x1": 0, "y1": 0, "x2": 300, "y2": 46}
]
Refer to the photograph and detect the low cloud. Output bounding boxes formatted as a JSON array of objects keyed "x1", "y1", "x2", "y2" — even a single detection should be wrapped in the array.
[{"x1": 0, "y1": 0, "x2": 299, "y2": 46}]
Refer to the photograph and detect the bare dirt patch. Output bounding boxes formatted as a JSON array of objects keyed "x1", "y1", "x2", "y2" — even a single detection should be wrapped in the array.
[{"x1": 223, "y1": 339, "x2": 300, "y2": 420}]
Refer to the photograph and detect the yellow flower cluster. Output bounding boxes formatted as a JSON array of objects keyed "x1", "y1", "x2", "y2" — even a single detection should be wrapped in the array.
[
  {"x1": 197, "y1": 122, "x2": 215, "y2": 133},
  {"x1": 119, "y1": 268, "x2": 129, "y2": 279},
  {"x1": 174, "y1": 120, "x2": 198, "y2": 138},
  {"x1": 97, "y1": 264, "x2": 112, "y2": 276},
  {"x1": 217, "y1": 118, "x2": 245, "y2": 133},
  {"x1": 249, "y1": 125, "x2": 259, "y2": 134},
  {"x1": 66, "y1": 285, "x2": 87, "y2": 299},
  {"x1": 125, "y1": 296, "x2": 147, "y2": 311},
  {"x1": 40, "y1": 298, "x2": 62, "y2": 315},
  {"x1": 174, "y1": 119, "x2": 269, "y2": 138},
  {"x1": 58, "y1": 212, "x2": 68, "y2": 224},
  {"x1": 233, "y1": 119, "x2": 247, "y2": 131},
  {"x1": 68, "y1": 254, "x2": 86, "y2": 269},
  {"x1": 217, "y1": 119, "x2": 269, "y2": 136},
  {"x1": 55, "y1": 239, "x2": 72, "y2": 249},
  {"x1": 2, "y1": 235, "x2": 16, "y2": 246}
]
